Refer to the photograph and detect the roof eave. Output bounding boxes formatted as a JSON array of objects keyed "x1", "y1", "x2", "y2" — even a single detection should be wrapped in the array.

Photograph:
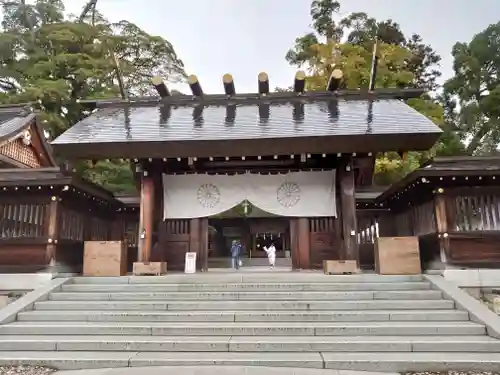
[
  {"x1": 0, "y1": 113, "x2": 36, "y2": 144},
  {"x1": 32, "y1": 117, "x2": 58, "y2": 167},
  {"x1": 376, "y1": 165, "x2": 500, "y2": 204},
  {"x1": 52, "y1": 131, "x2": 442, "y2": 160}
]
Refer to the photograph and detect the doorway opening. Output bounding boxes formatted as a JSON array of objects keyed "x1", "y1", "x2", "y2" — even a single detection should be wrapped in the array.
[{"x1": 207, "y1": 203, "x2": 292, "y2": 268}]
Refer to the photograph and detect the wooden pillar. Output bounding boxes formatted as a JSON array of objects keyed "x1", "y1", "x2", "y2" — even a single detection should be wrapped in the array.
[
  {"x1": 189, "y1": 218, "x2": 209, "y2": 271},
  {"x1": 290, "y1": 219, "x2": 298, "y2": 269},
  {"x1": 434, "y1": 193, "x2": 451, "y2": 265},
  {"x1": 200, "y1": 218, "x2": 209, "y2": 271},
  {"x1": 45, "y1": 196, "x2": 59, "y2": 266},
  {"x1": 339, "y1": 157, "x2": 359, "y2": 263},
  {"x1": 138, "y1": 172, "x2": 155, "y2": 263},
  {"x1": 297, "y1": 217, "x2": 310, "y2": 269},
  {"x1": 242, "y1": 221, "x2": 251, "y2": 260},
  {"x1": 290, "y1": 218, "x2": 311, "y2": 269},
  {"x1": 189, "y1": 218, "x2": 201, "y2": 269}
]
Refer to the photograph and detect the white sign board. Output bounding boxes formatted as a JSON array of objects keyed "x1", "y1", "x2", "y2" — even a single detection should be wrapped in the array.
[{"x1": 184, "y1": 252, "x2": 197, "y2": 274}]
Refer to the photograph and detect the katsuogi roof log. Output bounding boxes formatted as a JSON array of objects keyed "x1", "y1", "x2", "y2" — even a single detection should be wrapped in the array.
[{"x1": 51, "y1": 73, "x2": 442, "y2": 160}]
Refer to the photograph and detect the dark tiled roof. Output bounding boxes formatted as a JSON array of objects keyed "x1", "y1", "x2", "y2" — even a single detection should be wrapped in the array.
[
  {"x1": 375, "y1": 156, "x2": 500, "y2": 204},
  {"x1": 421, "y1": 156, "x2": 500, "y2": 172},
  {"x1": 52, "y1": 99, "x2": 441, "y2": 146},
  {"x1": 0, "y1": 167, "x2": 63, "y2": 183},
  {"x1": 0, "y1": 107, "x2": 35, "y2": 140},
  {"x1": 0, "y1": 167, "x2": 119, "y2": 201}
]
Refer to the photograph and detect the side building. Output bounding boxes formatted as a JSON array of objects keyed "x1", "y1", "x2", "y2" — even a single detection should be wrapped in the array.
[{"x1": 0, "y1": 105, "x2": 138, "y2": 273}]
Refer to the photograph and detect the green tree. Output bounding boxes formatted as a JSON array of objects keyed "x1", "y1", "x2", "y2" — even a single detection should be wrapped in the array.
[
  {"x1": 286, "y1": 0, "x2": 442, "y2": 91},
  {"x1": 303, "y1": 40, "x2": 413, "y2": 91},
  {"x1": 283, "y1": 0, "x2": 464, "y2": 184},
  {"x1": 0, "y1": 0, "x2": 186, "y2": 193},
  {"x1": 443, "y1": 22, "x2": 500, "y2": 155},
  {"x1": 78, "y1": 160, "x2": 136, "y2": 195}
]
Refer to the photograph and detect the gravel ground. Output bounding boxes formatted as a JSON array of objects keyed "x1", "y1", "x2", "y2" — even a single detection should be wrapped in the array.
[
  {"x1": 0, "y1": 366, "x2": 56, "y2": 375},
  {"x1": 404, "y1": 372, "x2": 500, "y2": 375}
]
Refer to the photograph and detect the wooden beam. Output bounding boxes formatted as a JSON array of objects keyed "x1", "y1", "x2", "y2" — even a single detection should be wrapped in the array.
[
  {"x1": 138, "y1": 173, "x2": 154, "y2": 263},
  {"x1": 53, "y1": 132, "x2": 440, "y2": 161},
  {"x1": 340, "y1": 157, "x2": 359, "y2": 263},
  {"x1": 203, "y1": 159, "x2": 296, "y2": 168}
]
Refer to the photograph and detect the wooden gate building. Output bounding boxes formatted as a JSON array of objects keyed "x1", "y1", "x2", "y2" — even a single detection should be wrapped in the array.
[{"x1": 50, "y1": 75, "x2": 442, "y2": 271}]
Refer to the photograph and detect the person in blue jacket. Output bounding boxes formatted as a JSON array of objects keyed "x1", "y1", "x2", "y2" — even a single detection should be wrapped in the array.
[{"x1": 231, "y1": 239, "x2": 242, "y2": 270}]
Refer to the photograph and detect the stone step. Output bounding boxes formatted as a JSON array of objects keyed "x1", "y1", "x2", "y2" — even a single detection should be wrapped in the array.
[
  {"x1": 34, "y1": 299, "x2": 456, "y2": 311},
  {"x1": 48, "y1": 290, "x2": 443, "y2": 301},
  {"x1": 17, "y1": 310, "x2": 469, "y2": 322},
  {"x1": 70, "y1": 274, "x2": 424, "y2": 284},
  {"x1": 0, "y1": 335, "x2": 497, "y2": 352},
  {"x1": 0, "y1": 351, "x2": 500, "y2": 371},
  {"x1": 0, "y1": 321, "x2": 484, "y2": 336},
  {"x1": 0, "y1": 366, "x2": 391, "y2": 375},
  {"x1": 209, "y1": 257, "x2": 292, "y2": 268},
  {"x1": 321, "y1": 352, "x2": 500, "y2": 372},
  {"x1": 61, "y1": 281, "x2": 433, "y2": 293}
]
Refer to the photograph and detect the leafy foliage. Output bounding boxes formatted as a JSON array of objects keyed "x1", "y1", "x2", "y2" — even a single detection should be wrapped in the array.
[
  {"x1": 443, "y1": 21, "x2": 500, "y2": 155},
  {"x1": 282, "y1": 0, "x2": 464, "y2": 184},
  {"x1": 286, "y1": 0, "x2": 442, "y2": 91},
  {"x1": 77, "y1": 159, "x2": 136, "y2": 194},
  {"x1": 0, "y1": 0, "x2": 186, "y2": 193},
  {"x1": 302, "y1": 40, "x2": 413, "y2": 90}
]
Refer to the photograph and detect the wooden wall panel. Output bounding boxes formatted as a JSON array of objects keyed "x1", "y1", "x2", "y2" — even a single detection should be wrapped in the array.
[
  {"x1": 447, "y1": 233, "x2": 500, "y2": 266},
  {"x1": 358, "y1": 243, "x2": 375, "y2": 270},
  {"x1": 0, "y1": 244, "x2": 46, "y2": 266},
  {"x1": 309, "y1": 217, "x2": 341, "y2": 269},
  {"x1": 418, "y1": 233, "x2": 440, "y2": 270},
  {"x1": 249, "y1": 219, "x2": 288, "y2": 234},
  {"x1": 56, "y1": 242, "x2": 84, "y2": 271},
  {"x1": 155, "y1": 219, "x2": 190, "y2": 270},
  {"x1": 0, "y1": 202, "x2": 48, "y2": 238}
]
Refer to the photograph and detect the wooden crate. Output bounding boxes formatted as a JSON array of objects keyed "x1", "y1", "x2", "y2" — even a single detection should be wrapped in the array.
[
  {"x1": 323, "y1": 260, "x2": 359, "y2": 275},
  {"x1": 133, "y1": 262, "x2": 167, "y2": 276},
  {"x1": 83, "y1": 241, "x2": 127, "y2": 276},
  {"x1": 375, "y1": 236, "x2": 421, "y2": 275}
]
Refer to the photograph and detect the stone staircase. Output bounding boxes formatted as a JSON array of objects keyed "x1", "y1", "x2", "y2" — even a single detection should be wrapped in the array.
[{"x1": 1, "y1": 273, "x2": 500, "y2": 371}]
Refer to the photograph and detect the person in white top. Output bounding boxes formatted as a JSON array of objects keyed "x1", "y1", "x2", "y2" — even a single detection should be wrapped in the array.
[{"x1": 263, "y1": 242, "x2": 276, "y2": 269}]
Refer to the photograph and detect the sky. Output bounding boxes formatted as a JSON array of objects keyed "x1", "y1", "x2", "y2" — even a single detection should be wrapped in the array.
[{"x1": 27, "y1": 0, "x2": 500, "y2": 93}]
